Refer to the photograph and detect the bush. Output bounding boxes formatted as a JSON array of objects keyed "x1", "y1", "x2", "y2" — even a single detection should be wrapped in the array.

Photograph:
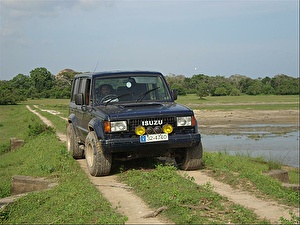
[{"x1": 28, "y1": 123, "x2": 55, "y2": 137}]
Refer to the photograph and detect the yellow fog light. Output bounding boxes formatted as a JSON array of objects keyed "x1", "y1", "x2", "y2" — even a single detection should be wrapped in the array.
[
  {"x1": 135, "y1": 126, "x2": 146, "y2": 135},
  {"x1": 162, "y1": 124, "x2": 173, "y2": 134}
]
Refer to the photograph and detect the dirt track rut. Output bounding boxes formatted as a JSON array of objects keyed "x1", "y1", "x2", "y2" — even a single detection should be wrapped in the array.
[
  {"x1": 27, "y1": 105, "x2": 299, "y2": 224},
  {"x1": 77, "y1": 159, "x2": 169, "y2": 224},
  {"x1": 181, "y1": 171, "x2": 299, "y2": 223}
]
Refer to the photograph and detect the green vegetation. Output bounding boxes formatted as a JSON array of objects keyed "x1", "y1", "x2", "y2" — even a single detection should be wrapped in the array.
[
  {"x1": 119, "y1": 165, "x2": 268, "y2": 224},
  {"x1": 204, "y1": 152, "x2": 299, "y2": 206},
  {"x1": 0, "y1": 105, "x2": 126, "y2": 224},
  {"x1": 0, "y1": 68, "x2": 77, "y2": 104},
  {"x1": 0, "y1": 105, "x2": 38, "y2": 154},
  {"x1": 176, "y1": 94, "x2": 299, "y2": 110},
  {"x1": 0, "y1": 97, "x2": 299, "y2": 224},
  {"x1": 166, "y1": 74, "x2": 299, "y2": 98},
  {"x1": 25, "y1": 98, "x2": 69, "y2": 116},
  {"x1": 0, "y1": 66, "x2": 299, "y2": 105}
]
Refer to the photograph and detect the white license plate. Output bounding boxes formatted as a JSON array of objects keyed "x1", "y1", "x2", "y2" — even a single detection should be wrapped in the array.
[{"x1": 140, "y1": 133, "x2": 168, "y2": 143}]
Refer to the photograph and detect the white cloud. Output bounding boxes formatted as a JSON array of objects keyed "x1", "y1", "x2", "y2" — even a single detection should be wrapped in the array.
[{"x1": 0, "y1": 0, "x2": 298, "y2": 79}]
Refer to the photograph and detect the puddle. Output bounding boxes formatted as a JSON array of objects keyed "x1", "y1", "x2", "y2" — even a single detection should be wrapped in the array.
[{"x1": 202, "y1": 131, "x2": 299, "y2": 168}]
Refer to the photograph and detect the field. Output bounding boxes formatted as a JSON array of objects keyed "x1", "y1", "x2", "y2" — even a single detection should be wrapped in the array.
[
  {"x1": 0, "y1": 95, "x2": 299, "y2": 224},
  {"x1": 178, "y1": 94, "x2": 299, "y2": 110}
]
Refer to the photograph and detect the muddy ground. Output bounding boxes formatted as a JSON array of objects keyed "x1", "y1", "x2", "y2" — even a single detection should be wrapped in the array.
[{"x1": 194, "y1": 109, "x2": 299, "y2": 135}]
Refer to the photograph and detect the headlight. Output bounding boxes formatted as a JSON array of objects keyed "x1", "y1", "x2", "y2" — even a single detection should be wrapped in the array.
[
  {"x1": 111, "y1": 121, "x2": 127, "y2": 132},
  {"x1": 177, "y1": 116, "x2": 192, "y2": 126},
  {"x1": 104, "y1": 121, "x2": 127, "y2": 133}
]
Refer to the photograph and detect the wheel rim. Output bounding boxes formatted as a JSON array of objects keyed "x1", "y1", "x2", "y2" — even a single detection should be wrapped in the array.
[{"x1": 85, "y1": 143, "x2": 94, "y2": 167}]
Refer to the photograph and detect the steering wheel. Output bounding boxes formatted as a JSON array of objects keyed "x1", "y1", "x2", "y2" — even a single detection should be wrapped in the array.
[{"x1": 100, "y1": 94, "x2": 119, "y2": 103}]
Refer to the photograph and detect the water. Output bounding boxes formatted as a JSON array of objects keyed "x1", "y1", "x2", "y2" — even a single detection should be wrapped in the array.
[{"x1": 202, "y1": 130, "x2": 299, "y2": 168}]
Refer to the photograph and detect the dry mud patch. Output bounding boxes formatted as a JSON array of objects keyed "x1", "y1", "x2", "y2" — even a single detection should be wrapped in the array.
[{"x1": 195, "y1": 109, "x2": 299, "y2": 135}]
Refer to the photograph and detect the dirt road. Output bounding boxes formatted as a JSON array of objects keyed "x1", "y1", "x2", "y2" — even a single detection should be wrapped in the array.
[
  {"x1": 26, "y1": 105, "x2": 67, "y2": 142},
  {"x1": 181, "y1": 171, "x2": 299, "y2": 223},
  {"x1": 27, "y1": 105, "x2": 299, "y2": 224},
  {"x1": 77, "y1": 159, "x2": 170, "y2": 224}
]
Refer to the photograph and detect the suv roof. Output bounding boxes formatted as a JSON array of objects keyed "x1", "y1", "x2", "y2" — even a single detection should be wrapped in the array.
[{"x1": 74, "y1": 70, "x2": 163, "y2": 79}]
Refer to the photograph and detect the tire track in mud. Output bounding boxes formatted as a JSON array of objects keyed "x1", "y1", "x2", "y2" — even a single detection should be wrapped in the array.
[
  {"x1": 28, "y1": 105, "x2": 299, "y2": 224},
  {"x1": 26, "y1": 105, "x2": 66, "y2": 142},
  {"x1": 180, "y1": 171, "x2": 299, "y2": 224},
  {"x1": 26, "y1": 105, "x2": 169, "y2": 224},
  {"x1": 77, "y1": 159, "x2": 169, "y2": 224}
]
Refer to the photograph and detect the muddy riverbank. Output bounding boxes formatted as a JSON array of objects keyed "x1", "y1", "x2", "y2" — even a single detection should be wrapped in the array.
[
  {"x1": 195, "y1": 109, "x2": 299, "y2": 135},
  {"x1": 194, "y1": 109, "x2": 299, "y2": 167}
]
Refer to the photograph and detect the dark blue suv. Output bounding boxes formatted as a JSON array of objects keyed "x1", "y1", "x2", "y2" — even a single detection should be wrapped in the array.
[{"x1": 67, "y1": 71, "x2": 203, "y2": 176}]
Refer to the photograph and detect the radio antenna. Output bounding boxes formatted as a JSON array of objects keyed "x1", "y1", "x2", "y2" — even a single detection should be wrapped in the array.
[{"x1": 93, "y1": 61, "x2": 99, "y2": 73}]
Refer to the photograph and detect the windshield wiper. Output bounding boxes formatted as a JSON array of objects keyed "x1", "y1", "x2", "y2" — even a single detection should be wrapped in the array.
[
  {"x1": 135, "y1": 87, "x2": 160, "y2": 103},
  {"x1": 104, "y1": 93, "x2": 131, "y2": 106}
]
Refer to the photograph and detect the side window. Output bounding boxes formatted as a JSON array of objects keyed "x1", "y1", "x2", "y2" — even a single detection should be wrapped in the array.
[
  {"x1": 70, "y1": 78, "x2": 91, "y2": 105},
  {"x1": 71, "y1": 78, "x2": 80, "y2": 102},
  {"x1": 78, "y1": 78, "x2": 91, "y2": 105},
  {"x1": 85, "y1": 79, "x2": 91, "y2": 105}
]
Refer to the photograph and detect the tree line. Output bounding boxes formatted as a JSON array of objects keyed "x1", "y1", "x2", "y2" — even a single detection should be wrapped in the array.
[
  {"x1": 0, "y1": 68, "x2": 78, "y2": 105},
  {"x1": 0, "y1": 67, "x2": 299, "y2": 105},
  {"x1": 166, "y1": 73, "x2": 299, "y2": 98}
]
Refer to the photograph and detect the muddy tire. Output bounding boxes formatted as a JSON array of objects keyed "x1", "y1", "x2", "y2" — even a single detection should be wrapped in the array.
[
  {"x1": 85, "y1": 131, "x2": 112, "y2": 176},
  {"x1": 66, "y1": 123, "x2": 83, "y2": 159},
  {"x1": 176, "y1": 141, "x2": 203, "y2": 170}
]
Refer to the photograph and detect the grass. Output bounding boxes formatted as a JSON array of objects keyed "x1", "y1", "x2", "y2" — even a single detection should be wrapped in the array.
[
  {"x1": 1, "y1": 133, "x2": 126, "y2": 224},
  {"x1": 32, "y1": 106, "x2": 68, "y2": 134},
  {"x1": 0, "y1": 105, "x2": 41, "y2": 154},
  {"x1": 177, "y1": 94, "x2": 299, "y2": 110},
  {"x1": 0, "y1": 96, "x2": 299, "y2": 224},
  {"x1": 203, "y1": 151, "x2": 299, "y2": 206},
  {"x1": 22, "y1": 98, "x2": 69, "y2": 118},
  {"x1": 118, "y1": 165, "x2": 269, "y2": 224},
  {"x1": 0, "y1": 105, "x2": 126, "y2": 224}
]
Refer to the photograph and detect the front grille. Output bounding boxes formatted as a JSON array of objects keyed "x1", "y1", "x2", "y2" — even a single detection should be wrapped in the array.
[{"x1": 129, "y1": 117, "x2": 175, "y2": 132}]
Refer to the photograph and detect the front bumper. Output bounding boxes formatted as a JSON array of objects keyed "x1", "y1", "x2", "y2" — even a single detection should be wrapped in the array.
[{"x1": 101, "y1": 133, "x2": 201, "y2": 154}]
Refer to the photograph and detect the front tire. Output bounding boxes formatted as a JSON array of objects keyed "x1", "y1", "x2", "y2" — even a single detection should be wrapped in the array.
[
  {"x1": 66, "y1": 123, "x2": 83, "y2": 159},
  {"x1": 176, "y1": 141, "x2": 203, "y2": 170},
  {"x1": 85, "y1": 131, "x2": 112, "y2": 176}
]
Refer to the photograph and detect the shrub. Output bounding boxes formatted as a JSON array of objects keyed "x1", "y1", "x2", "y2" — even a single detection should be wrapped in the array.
[{"x1": 28, "y1": 123, "x2": 55, "y2": 137}]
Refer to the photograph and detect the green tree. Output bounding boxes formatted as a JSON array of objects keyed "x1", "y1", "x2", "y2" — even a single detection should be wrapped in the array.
[
  {"x1": 261, "y1": 84, "x2": 275, "y2": 94},
  {"x1": 51, "y1": 69, "x2": 78, "y2": 99},
  {"x1": 170, "y1": 83, "x2": 187, "y2": 96},
  {"x1": 166, "y1": 74, "x2": 188, "y2": 95},
  {"x1": 271, "y1": 74, "x2": 299, "y2": 95},
  {"x1": 214, "y1": 87, "x2": 228, "y2": 96},
  {"x1": 10, "y1": 74, "x2": 31, "y2": 98},
  {"x1": 238, "y1": 77, "x2": 254, "y2": 93},
  {"x1": 229, "y1": 87, "x2": 241, "y2": 96},
  {"x1": 182, "y1": 77, "x2": 196, "y2": 94},
  {"x1": 196, "y1": 82, "x2": 209, "y2": 99},
  {"x1": 246, "y1": 80, "x2": 263, "y2": 95},
  {"x1": 30, "y1": 67, "x2": 55, "y2": 97},
  {"x1": 0, "y1": 80, "x2": 25, "y2": 105}
]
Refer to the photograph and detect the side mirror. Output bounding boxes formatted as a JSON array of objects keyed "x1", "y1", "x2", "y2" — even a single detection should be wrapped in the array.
[
  {"x1": 75, "y1": 93, "x2": 84, "y2": 105},
  {"x1": 171, "y1": 89, "x2": 178, "y2": 100}
]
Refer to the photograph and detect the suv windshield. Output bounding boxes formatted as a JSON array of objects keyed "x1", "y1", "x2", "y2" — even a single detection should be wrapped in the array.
[{"x1": 93, "y1": 75, "x2": 172, "y2": 105}]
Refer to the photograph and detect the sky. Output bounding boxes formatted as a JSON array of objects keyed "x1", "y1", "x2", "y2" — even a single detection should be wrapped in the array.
[{"x1": 0, "y1": 0, "x2": 299, "y2": 80}]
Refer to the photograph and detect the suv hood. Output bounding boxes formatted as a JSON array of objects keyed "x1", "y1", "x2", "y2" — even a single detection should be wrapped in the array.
[{"x1": 94, "y1": 102, "x2": 193, "y2": 120}]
